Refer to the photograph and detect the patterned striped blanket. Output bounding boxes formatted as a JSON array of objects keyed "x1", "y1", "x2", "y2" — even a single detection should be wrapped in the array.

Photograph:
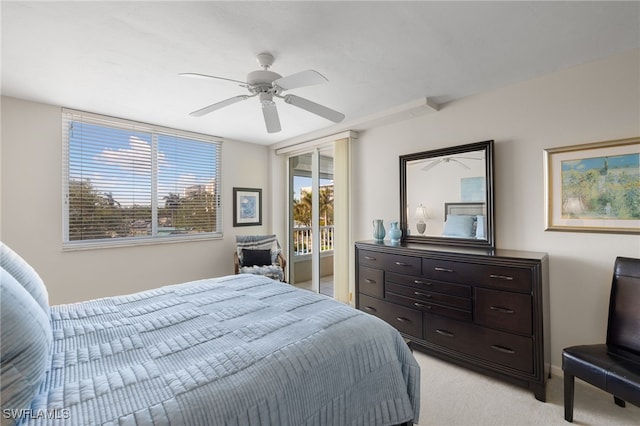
[{"x1": 3, "y1": 272, "x2": 419, "y2": 425}]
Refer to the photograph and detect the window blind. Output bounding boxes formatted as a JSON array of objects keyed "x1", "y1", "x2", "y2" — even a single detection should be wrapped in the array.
[{"x1": 62, "y1": 109, "x2": 222, "y2": 248}]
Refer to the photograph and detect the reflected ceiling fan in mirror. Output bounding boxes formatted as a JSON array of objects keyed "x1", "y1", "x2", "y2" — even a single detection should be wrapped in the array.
[
  {"x1": 180, "y1": 52, "x2": 345, "y2": 133},
  {"x1": 419, "y1": 156, "x2": 483, "y2": 172}
]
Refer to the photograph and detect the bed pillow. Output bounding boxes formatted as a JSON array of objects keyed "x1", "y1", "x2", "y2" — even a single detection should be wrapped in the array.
[
  {"x1": 442, "y1": 215, "x2": 476, "y2": 238},
  {"x1": 0, "y1": 242, "x2": 50, "y2": 316},
  {"x1": 1, "y1": 267, "x2": 52, "y2": 416},
  {"x1": 241, "y1": 249, "x2": 273, "y2": 267}
]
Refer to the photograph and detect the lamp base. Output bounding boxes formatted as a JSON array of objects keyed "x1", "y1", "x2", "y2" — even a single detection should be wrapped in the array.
[{"x1": 416, "y1": 222, "x2": 426, "y2": 234}]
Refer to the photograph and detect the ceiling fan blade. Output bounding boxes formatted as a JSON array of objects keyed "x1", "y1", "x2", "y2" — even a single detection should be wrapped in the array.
[
  {"x1": 179, "y1": 73, "x2": 248, "y2": 86},
  {"x1": 274, "y1": 70, "x2": 328, "y2": 91},
  {"x1": 451, "y1": 159, "x2": 471, "y2": 169},
  {"x1": 283, "y1": 94, "x2": 345, "y2": 123},
  {"x1": 411, "y1": 157, "x2": 437, "y2": 165},
  {"x1": 190, "y1": 95, "x2": 248, "y2": 117},
  {"x1": 454, "y1": 156, "x2": 483, "y2": 160},
  {"x1": 421, "y1": 159, "x2": 442, "y2": 172},
  {"x1": 262, "y1": 102, "x2": 281, "y2": 133}
]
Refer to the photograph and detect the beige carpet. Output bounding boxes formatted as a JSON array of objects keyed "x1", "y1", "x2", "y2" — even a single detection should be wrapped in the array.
[{"x1": 414, "y1": 350, "x2": 640, "y2": 425}]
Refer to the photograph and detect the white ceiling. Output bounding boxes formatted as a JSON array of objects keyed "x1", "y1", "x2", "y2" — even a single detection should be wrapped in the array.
[{"x1": 2, "y1": 1, "x2": 639, "y2": 146}]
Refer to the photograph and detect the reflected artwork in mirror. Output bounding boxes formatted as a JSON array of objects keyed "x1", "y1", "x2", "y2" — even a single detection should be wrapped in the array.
[{"x1": 400, "y1": 140, "x2": 495, "y2": 248}]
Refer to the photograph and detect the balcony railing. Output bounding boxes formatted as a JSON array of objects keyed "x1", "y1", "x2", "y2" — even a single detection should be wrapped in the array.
[{"x1": 293, "y1": 226, "x2": 334, "y2": 255}]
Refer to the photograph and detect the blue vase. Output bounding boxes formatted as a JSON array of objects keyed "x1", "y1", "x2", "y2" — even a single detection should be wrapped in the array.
[
  {"x1": 389, "y1": 221, "x2": 402, "y2": 243},
  {"x1": 372, "y1": 219, "x2": 385, "y2": 241}
]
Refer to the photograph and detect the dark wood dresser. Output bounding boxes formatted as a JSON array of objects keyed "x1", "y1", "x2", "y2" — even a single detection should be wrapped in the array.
[{"x1": 355, "y1": 240, "x2": 550, "y2": 401}]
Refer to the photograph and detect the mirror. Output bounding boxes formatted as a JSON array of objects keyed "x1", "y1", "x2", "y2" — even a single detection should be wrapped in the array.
[{"x1": 400, "y1": 140, "x2": 495, "y2": 248}]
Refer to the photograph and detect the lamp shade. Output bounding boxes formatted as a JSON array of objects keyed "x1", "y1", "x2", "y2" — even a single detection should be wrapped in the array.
[{"x1": 415, "y1": 204, "x2": 428, "y2": 221}]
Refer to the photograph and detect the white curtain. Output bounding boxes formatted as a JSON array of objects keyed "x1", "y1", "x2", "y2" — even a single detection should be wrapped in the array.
[{"x1": 333, "y1": 136, "x2": 352, "y2": 304}]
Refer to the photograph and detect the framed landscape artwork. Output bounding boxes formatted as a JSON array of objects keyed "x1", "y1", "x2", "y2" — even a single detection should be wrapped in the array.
[
  {"x1": 233, "y1": 187, "x2": 262, "y2": 227},
  {"x1": 544, "y1": 137, "x2": 640, "y2": 234}
]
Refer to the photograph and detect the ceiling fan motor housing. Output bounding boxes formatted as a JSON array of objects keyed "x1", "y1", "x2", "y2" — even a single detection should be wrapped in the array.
[{"x1": 246, "y1": 70, "x2": 282, "y2": 94}]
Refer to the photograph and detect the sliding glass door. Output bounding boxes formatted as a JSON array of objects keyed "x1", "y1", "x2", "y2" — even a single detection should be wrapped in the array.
[{"x1": 289, "y1": 148, "x2": 334, "y2": 296}]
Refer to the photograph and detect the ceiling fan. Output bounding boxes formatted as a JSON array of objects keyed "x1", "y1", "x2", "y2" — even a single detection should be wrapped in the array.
[{"x1": 180, "y1": 52, "x2": 345, "y2": 133}]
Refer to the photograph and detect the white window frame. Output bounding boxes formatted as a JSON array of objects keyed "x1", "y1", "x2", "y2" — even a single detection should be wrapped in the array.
[{"x1": 62, "y1": 108, "x2": 223, "y2": 250}]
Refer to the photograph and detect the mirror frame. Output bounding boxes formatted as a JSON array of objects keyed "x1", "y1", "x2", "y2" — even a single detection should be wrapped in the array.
[{"x1": 400, "y1": 140, "x2": 495, "y2": 248}]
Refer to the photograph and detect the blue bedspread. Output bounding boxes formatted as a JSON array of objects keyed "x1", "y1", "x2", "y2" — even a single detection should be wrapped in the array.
[{"x1": 21, "y1": 274, "x2": 419, "y2": 425}]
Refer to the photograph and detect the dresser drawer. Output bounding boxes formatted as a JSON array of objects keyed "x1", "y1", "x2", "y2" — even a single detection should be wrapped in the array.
[
  {"x1": 421, "y1": 258, "x2": 470, "y2": 283},
  {"x1": 358, "y1": 266, "x2": 384, "y2": 298},
  {"x1": 422, "y1": 258, "x2": 532, "y2": 293},
  {"x1": 425, "y1": 314, "x2": 533, "y2": 373},
  {"x1": 359, "y1": 294, "x2": 423, "y2": 338},
  {"x1": 475, "y1": 288, "x2": 532, "y2": 335},
  {"x1": 386, "y1": 272, "x2": 471, "y2": 298},
  {"x1": 359, "y1": 249, "x2": 385, "y2": 267},
  {"x1": 386, "y1": 290, "x2": 472, "y2": 322},
  {"x1": 467, "y1": 264, "x2": 533, "y2": 293},
  {"x1": 386, "y1": 282, "x2": 472, "y2": 310},
  {"x1": 360, "y1": 250, "x2": 421, "y2": 275}
]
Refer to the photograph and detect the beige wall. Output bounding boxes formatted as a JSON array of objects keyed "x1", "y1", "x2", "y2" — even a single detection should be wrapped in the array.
[
  {"x1": 1, "y1": 96, "x2": 271, "y2": 304},
  {"x1": 350, "y1": 49, "x2": 640, "y2": 371}
]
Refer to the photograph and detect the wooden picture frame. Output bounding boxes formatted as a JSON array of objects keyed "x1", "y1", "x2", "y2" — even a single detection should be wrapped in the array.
[
  {"x1": 544, "y1": 137, "x2": 640, "y2": 234},
  {"x1": 233, "y1": 187, "x2": 262, "y2": 227}
]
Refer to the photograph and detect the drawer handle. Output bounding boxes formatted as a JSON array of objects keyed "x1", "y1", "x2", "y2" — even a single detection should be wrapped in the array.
[
  {"x1": 364, "y1": 279, "x2": 377, "y2": 284},
  {"x1": 414, "y1": 279, "x2": 431, "y2": 286},
  {"x1": 434, "y1": 267, "x2": 454, "y2": 273},
  {"x1": 413, "y1": 302, "x2": 429, "y2": 308},
  {"x1": 364, "y1": 306, "x2": 377, "y2": 313},
  {"x1": 395, "y1": 261, "x2": 410, "y2": 266},
  {"x1": 491, "y1": 345, "x2": 516, "y2": 355},
  {"x1": 413, "y1": 291, "x2": 431, "y2": 298},
  {"x1": 396, "y1": 317, "x2": 412, "y2": 323},
  {"x1": 489, "y1": 274, "x2": 514, "y2": 281},
  {"x1": 490, "y1": 306, "x2": 514, "y2": 314},
  {"x1": 364, "y1": 256, "x2": 377, "y2": 261},
  {"x1": 435, "y1": 329, "x2": 454, "y2": 337}
]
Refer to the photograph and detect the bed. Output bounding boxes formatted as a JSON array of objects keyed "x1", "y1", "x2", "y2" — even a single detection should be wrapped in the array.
[{"x1": 0, "y1": 242, "x2": 419, "y2": 426}]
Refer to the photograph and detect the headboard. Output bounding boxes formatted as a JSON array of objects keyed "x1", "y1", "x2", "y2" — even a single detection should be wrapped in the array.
[
  {"x1": 444, "y1": 202, "x2": 486, "y2": 219},
  {"x1": 443, "y1": 202, "x2": 487, "y2": 239}
]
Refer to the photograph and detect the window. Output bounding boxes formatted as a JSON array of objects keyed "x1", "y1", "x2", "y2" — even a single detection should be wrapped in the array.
[{"x1": 63, "y1": 109, "x2": 222, "y2": 249}]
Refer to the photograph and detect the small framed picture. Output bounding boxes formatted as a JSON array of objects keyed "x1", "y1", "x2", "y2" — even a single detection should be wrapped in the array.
[
  {"x1": 233, "y1": 187, "x2": 262, "y2": 227},
  {"x1": 544, "y1": 137, "x2": 640, "y2": 234}
]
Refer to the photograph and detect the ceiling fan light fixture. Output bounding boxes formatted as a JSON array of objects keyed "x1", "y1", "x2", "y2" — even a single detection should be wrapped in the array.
[{"x1": 259, "y1": 92, "x2": 275, "y2": 105}]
